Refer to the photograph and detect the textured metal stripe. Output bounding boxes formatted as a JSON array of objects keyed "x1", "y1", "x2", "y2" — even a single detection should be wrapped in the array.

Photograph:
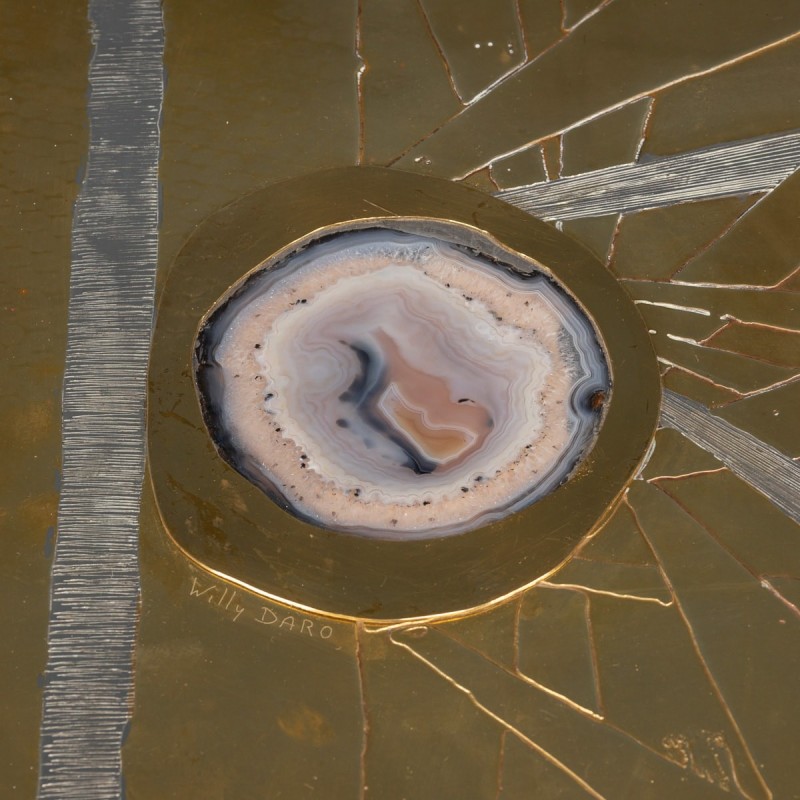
[
  {"x1": 38, "y1": 1, "x2": 164, "y2": 797},
  {"x1": 496, "y1": 131, "x2": 800, "y2": 220},
  {"x1": 660, "y1": 390, "x2": 800, "y2": 523}
]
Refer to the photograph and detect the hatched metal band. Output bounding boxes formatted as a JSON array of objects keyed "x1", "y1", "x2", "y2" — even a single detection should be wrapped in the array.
[{"x1": 37, "y1": 0, "x2": 164, "y2": 797}]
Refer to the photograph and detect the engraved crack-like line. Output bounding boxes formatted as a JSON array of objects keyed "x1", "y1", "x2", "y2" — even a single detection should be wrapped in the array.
[
  {"x1": 557, "y1": 134, "x2": 565, "y2": 180},
  {"x1": 464, "y1": 38, "x2": 536, "y2": 108},
  {"x1": 406, "y1": 12, "x2": 527, "y2": 112},
  {"x1": 660, "y1": 390, "x2": 800, "y2": 522},
  {"x1": 623, "y1": 273, "x2": 800, "y2": 291},
  {"x1": 460, "y1": 164, "x2": 501, "y2": 191},
  {"x1": 626, "y1": 497, "x2": 774, "y2": 800},
  {"x1": 541, "y1": 137, "x2": 560, "y2": 182},
  {"x1": 489, "y1": 161, "x2": 503, "y2": 189},
  {"x1": 698, "y1": 319, "x2": 734, "y2": 346},
  {"x1": 512, "y1": 661, "x2": 603, "y2": 719},
  {"x1": 583, "y1": 594, "x2": 605, "y2": 717},
  {"x1": 389, "y1": 636, "x2": 608, "y2": 800},
  {"x1": 760, "y1": 572, "x2": 800, "y2": 581},
  {"x1": 355, "y1": 0, "x2": 366, "y2": 165},
  {"x1": 633, "y1": 96, "x2": 656, "y2": 162},
  {"x1": 355, "y1": 623, "x2": 370, "y2": 800},
  {"x1": 513, "y1": 0, "x2": 530, "y2": 62},
  {"x1": 599, "y1": 213, "x2": 621, "y2": 265},
  {"x1": 634, "y1": 299, "x2": 712, "y2": 317},
  {"x1": 538, "y1": 580, "x2": 673, "y2": 607},
  {"x1": 662, "y1": 335, "x2": 800, "y2": 380},
  {"x1": 656, "y1": 358, "x2": 745, "y2": 397},
  {"x1": 362, "y1": 620, "x2": 416, "y2": 635},
  {"x1": 652, "y1": 479, "x2": 783, "y2": 590},
  {"x1": 760, "y1": 579, "x2": 800, "y2": 620},
  {"x1": 386, "y1": 0, "x2": 617, "y2": 168},
  {"x1": 420, "y1": 626, "x2": 691, "y2": 775},
  {"x1": 388, "y1": 27, "x2": 800, "y2": 173},
  {"x1": 414, "y1": 0, "x2": 466, "y2": 105},
  {"x1": 359, "y1": 603, "x2": 529, "y2": 633},
  {"x1": 646, "y1": 466, "x2": 728, "y2": 483},
  {"x1": 361, "y1": 198, "x2": 396, "y2": 216},
  {"x1": 695, "y1": 344, "x2": 800, "y2": 376},
  {"x1": 570, "y1": 553, "x2": 655, "y2": 569},
  {"x1": 658, "y1": 361, "x2": 744, "y2": 399},
  {"x1": 495, "y1": 729, "x2": 507, "y2": 800},
  {"x1": 498, "y1": 130, "x2": 800, "y2": 219},
  {"x1": 519, "y1": 633, "x2": 711, "y2": 767},
  {"x1": 698, "y1": 335, "x2": 800, "y2": 372},
  {"x1": 674, "y1": 169, "x2": 798, "y2": 279},
  {"x1": 719, "y1": 317, "x2": 800, "y2": 338},
  {"x1": 726, "y1": 373, "x2": 800, "y2": 401},
  {"x1": 604, "y1": 212, "x2": 623, "y2": 268},
  {"x1": 666, "y1": 195, "x2": 765, "y2": 281},
  {"x1": 663, "y1": 332, "x2": 733, "y2": 350},
  {"x1": 774, "y1": 263, "x2": 800, "y2": 290},
  {"x1": 563, "y1": 0, "x2": 615, "y2": 33},
  {"x1": 512, "y1": 594, "x2": 522, "y2": 673},
  {"x1": 441, "y1": 625, "x2": 604, "y2": 720},
  {"x1": 537, "y1": 144, "x2": 549, "y2": 181},
  {"x1": 674, "y1": 366, "x2": 800, "y2": 408},
  {"x1": 463, "y1": 30, "x2": 800, "y2": 180},
  {"x1": 558, "y1": 0, "x2": 567, "y2": 32},
  {"x1": 635, "y1": 436, "x2": 659, "y2": 479}
]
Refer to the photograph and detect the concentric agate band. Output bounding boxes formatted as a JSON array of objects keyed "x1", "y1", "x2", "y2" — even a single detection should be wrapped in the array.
[{"x1": 196, "y1": 230, "x2": 608, "y2": 538}]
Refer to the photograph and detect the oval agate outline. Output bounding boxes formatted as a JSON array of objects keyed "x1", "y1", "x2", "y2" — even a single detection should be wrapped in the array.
[{"x1": 195, "y1": 228, "x2": 609, "y2": 539}]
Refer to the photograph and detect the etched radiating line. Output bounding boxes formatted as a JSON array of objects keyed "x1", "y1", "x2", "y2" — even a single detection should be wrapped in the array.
[
  {"x1": 666, "y1": 194, "x2": 759, "y2": 280},
  {"x1": 761, "y1": 579, "x2": 800, "y2": 619},
  {"x1": 512, "y1": 0, "x2": 529, "y2": 62},
  {"x1": 415, "y1": 0, "x2": 465, "y2": 105},
  {"x1": 583, "y1": 595, "x2": 605, "y2": 717},
  {"x1": 355, "y1": 624, "x2": 370, "y2": 800},
  {"x1": 626, "y1": 495, "x2": 773, "y2": 800},
  {"x1": 659, "y1": 390, "x2": 800, "y2": 523},
  {"x1": 496, "y1": 132, "x2": 800, "y2": 219},
  {"x1": 632, "y1": 97, "x2": 655, "y2": 162},
  {"x1": 37, "y1": 0, "x2": 164, "y2": 797},
  {"x1": 538, "y1": 580, "x2": 672, "y2": 607},
  {"x1": 389, "y1": 635, "x2": 607, "y2": 799},
  {"x1": 563, "y1": 0, "x2": 614, "y2": 33},
  {"x1": 494, "y1": 729, "x2": 507, "y2": 800},
  {"x1": 656, "y1": 360, "x2": 744, "y2": 399},
  {"x1": 355, "y1": 0, "x2": 366, "y2": 164},
  {"x1": 647, "y1": 466, "x2": 728, "y2": 483}
]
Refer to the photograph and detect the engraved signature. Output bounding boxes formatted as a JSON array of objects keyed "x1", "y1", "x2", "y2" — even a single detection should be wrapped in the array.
[{"x1": 188, "y1": 576, "x2": 335, "y2": 642}]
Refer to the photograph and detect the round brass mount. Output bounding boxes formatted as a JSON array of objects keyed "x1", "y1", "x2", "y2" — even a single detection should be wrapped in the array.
[{"x1": 148, "y1": 166, "x2": 660, "y2": 622}]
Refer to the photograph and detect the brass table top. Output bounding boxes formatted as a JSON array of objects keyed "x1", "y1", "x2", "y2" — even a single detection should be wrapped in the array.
[{"x1": 2, "y1": 1, "x2": 799, "y2": 797}]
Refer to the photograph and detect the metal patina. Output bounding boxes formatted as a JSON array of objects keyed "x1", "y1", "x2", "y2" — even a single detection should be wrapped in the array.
[{"x1": 3, "y1": 1, "x2": 800, "y2": 797}]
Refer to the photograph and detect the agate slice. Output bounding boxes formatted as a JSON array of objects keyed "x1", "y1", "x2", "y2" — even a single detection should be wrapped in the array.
[{"x1": 195, "y1": 228, "x2": 608, "y2": 539}]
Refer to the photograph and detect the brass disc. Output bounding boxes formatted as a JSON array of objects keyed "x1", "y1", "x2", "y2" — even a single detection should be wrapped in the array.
[{"x1": 148, "y1": 166, "x2": 660, "y2": 621}]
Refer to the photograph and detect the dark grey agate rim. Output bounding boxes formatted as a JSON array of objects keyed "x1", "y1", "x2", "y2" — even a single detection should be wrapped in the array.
[{"x1": 193, "y1": 224, "x2": 609, "y2": 540}]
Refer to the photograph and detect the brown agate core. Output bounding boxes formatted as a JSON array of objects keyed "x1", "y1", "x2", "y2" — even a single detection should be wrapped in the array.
[{"x1": 195, "y1": 228, "x2": 608, "y2": 539}]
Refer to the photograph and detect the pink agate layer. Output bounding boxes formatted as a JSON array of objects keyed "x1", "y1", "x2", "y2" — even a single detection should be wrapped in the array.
[{"x1": 196, "y1": 229, "x2": 608, "y2": 539}]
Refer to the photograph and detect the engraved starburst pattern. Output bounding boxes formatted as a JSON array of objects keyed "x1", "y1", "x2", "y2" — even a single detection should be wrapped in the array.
[{"x1": 106, "y1": 2, "x2": 800, "y2": 797}]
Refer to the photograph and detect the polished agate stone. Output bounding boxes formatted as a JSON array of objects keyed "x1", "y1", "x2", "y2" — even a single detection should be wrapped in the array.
[{"x1": 196, "y1": 229, "x2": 608, "y2": 539}]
